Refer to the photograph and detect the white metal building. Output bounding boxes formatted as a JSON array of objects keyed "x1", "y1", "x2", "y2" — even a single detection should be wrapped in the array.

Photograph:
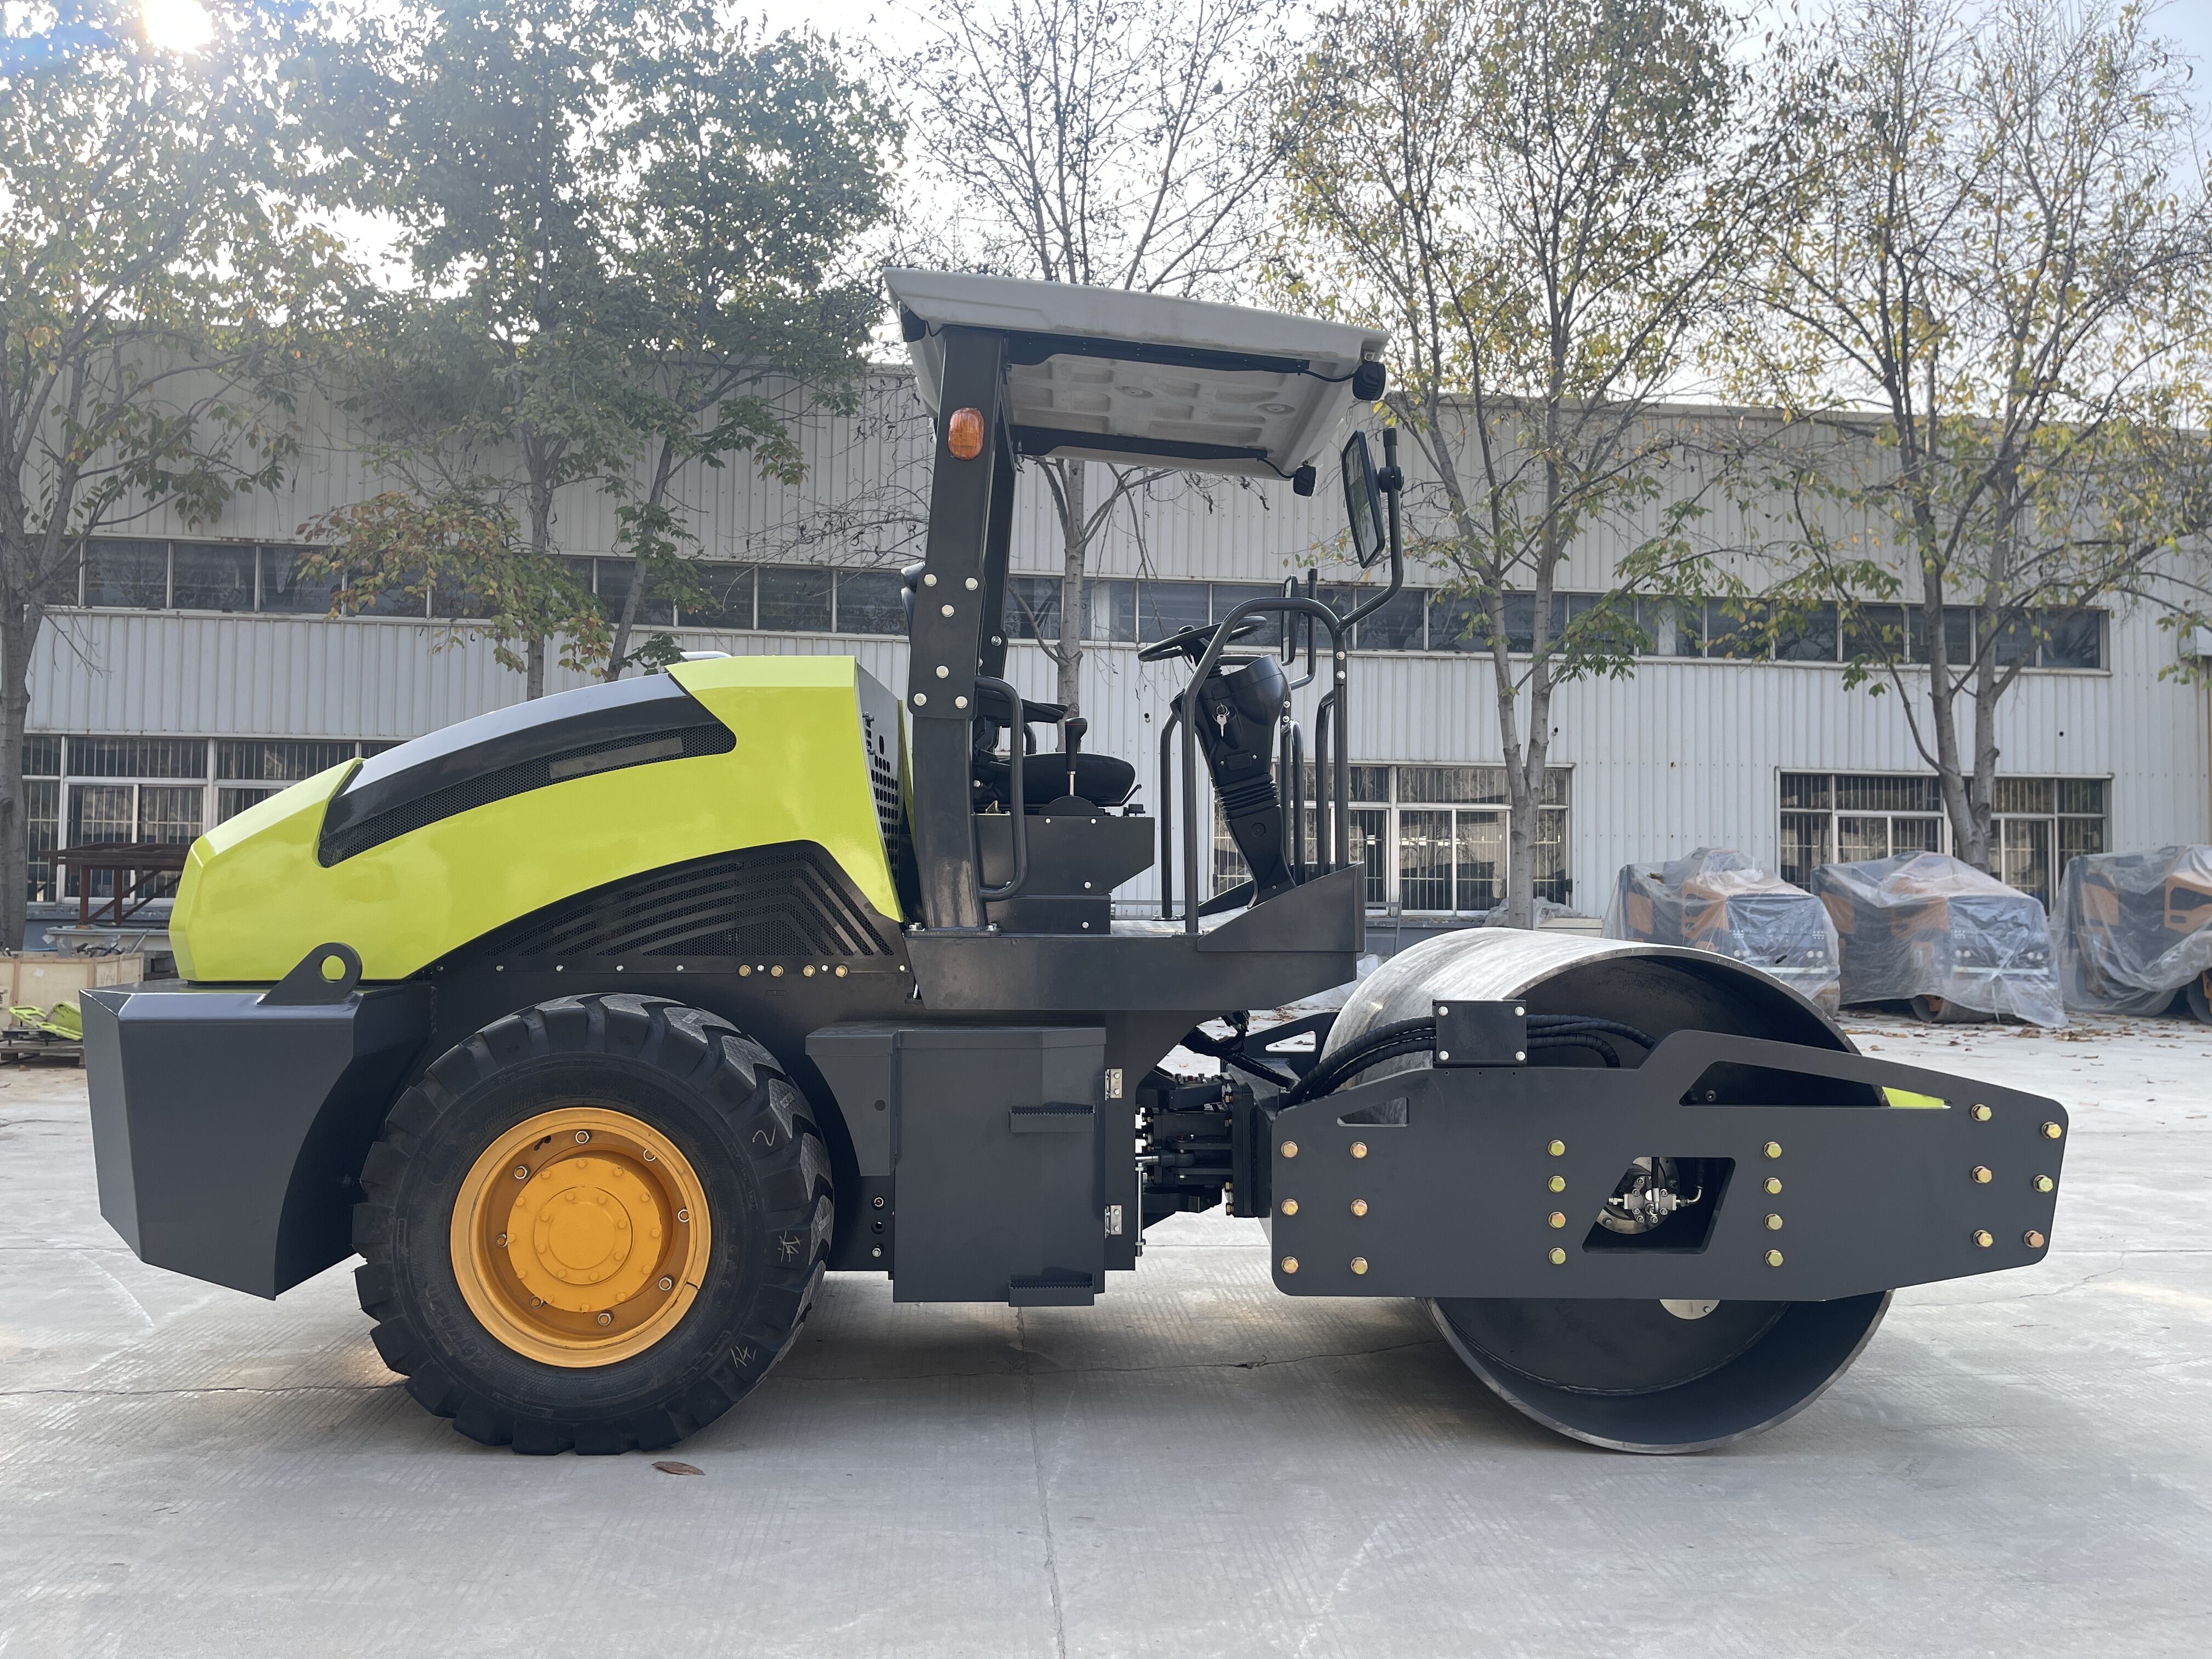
[{"x1": 27, "y1": 368, "x2": 2212, "y2": 930}]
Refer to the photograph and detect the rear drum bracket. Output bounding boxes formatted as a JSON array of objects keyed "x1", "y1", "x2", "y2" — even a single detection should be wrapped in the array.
[{"x1": 1277, "y1": 927, "x2": 2065, "y2": 1452}]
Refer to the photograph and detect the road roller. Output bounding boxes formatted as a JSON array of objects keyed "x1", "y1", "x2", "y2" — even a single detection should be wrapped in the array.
[
  {"x1": 81, "y1": 271, "x2": 2069, "y2": 1455},
  {"x1": 2055, "y1": 845, "x2": 2212, "y2": 1020}
]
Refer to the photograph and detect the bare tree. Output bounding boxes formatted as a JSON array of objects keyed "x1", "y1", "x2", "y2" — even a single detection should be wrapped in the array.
[
  {"x1": 1271, "y1": 0, "x2": 1792, "y2": 924},
  {"x1": 888, "y1": 0, "x2": 1288, "y2": 713},
  {"x1": 1732, "y1": 0, "x2": 2212, "y2": 872}
]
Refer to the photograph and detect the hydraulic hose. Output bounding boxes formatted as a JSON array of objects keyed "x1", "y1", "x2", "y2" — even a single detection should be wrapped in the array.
[{"x1": 1283, "y1": 1013, "x2": 1660, "y2": 1105}]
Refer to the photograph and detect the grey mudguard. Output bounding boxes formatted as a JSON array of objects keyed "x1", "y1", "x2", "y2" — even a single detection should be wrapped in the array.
[{"x1": 84, "y1": 983, "x2": 433, "y2": 1297}]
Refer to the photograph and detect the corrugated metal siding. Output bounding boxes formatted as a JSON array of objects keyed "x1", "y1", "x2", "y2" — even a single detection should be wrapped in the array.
[
  {"x1": 36, "y1": 369, "x2": 2211, "y2": 913},
  {"x1": 31, "y1": 608, "x2": 2208, "y2": 912}
]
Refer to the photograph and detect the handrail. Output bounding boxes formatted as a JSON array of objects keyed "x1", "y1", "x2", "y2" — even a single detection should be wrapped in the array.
[
  {"x1": 974, "y1": 675, "x2": 1029, "y2": 902},
  {"x1": 1312, "y1": 685, "x2": 1338, "y2": 882},
  {"x1": 1282, "y1": 570, "x2": 1319, "y2": 691},
  {"x1": 1157, "y1": 703, "x2": 1182, "y2": 921},
  {"x1": 1282, "y1": 717, "x2": 1307, "y2": 884},
  {"x1": 1180, "y1": 594, "x2": 1349, "y2": 934}
]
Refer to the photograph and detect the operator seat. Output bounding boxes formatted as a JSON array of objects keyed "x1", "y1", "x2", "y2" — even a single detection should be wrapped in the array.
[{"x1": 968, "y1": 683, "x2": 1136, "y2": 813}]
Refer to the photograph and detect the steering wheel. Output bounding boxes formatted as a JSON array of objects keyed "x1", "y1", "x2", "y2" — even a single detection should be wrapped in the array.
[{"x1": 1137, "y1": 616, "x2": 1267, "y2": 664}]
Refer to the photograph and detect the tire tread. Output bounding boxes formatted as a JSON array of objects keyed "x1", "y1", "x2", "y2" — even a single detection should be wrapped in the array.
[{"x1": 353, "y1": 995, "x2": 832, "y2": 1454}]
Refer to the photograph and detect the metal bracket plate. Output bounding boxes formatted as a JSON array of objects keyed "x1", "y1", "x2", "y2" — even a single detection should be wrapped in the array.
[
  {"x1": 1266, "y1": 1031, "x2": 2068, "y2": 1302},
  {"x1": 1432, "y1": 1000, "x2": 1526, "y2": 1067}
]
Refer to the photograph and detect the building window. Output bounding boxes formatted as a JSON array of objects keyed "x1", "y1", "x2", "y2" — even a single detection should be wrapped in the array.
[
  {"x1": 1005, "y1": 574, "x2": 1064, "y2": 641},
  {"x1": 834, "y1": 569, "x2": 907, "y2": 635},
  {"x1": 172, "y1": 544, "x2": 256, "y2": 612},
  {"x1": 83, "y1": 539, "x2": 168, "y2": 608},
  {"x1": 26, "y1": 736, "x2": 393, "y2": 906},
  {"x1": 1777, "y1": 772, "x2": 2107, "y2": 907},
  {"x1": 1273, "y1": 763, "x2": 1572, "y2": 914},
  {"x1": 260, "y1": 545, "x2": 340, "y2": 614},
  {"x1": 594, "y1": 560, "x2": 675, "y2": 627},
  {"x1": 216, "y1": 738, "x2": 358, "y2": 783},
  {"x1": 1209, "y1": 583, "x2": 1284, "y2": 650},
  {"x1": 685, "y1": 565, "x2": 755, "y2": 629},
  {"x1": 1137, "y1": 580, "x2": 1210, "y2": 645},
  {"x1": 21, "y1": 737, "x2": 61, "y2": 904},
  {"x1": 1832, "y1": 604, "x2": 2104, "y2": 671},
  {"x1": 756, "y1": 566, "x2": 832, "y2": 632},
  {"x1": 1087, "y1": 579, "x2": 1136, "y2": 642}
]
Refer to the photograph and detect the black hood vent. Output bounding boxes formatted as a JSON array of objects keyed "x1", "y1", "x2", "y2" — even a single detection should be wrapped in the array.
[{"x1": 318, "y1": 675, "x2": 735, "y2": 866}]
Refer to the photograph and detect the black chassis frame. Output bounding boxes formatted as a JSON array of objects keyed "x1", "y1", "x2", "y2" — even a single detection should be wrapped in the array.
[{"x1": 84, "y1": 323, "x2": 2068, "y2": 1320}]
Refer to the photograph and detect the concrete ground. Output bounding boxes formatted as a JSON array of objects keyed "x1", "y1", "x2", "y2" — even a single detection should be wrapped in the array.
[{"x1": 3, "y1": 1014, "x2": 2209, "y2": 1658}]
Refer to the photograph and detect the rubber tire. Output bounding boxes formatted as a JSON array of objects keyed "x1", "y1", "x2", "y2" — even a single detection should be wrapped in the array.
[
  {"x1": 1911, "y1": 994, "x2": 1993, "y2": 1026},
  {"x1": 2188, "y1": 975, "x2": 2211, "y2": 1025},
  {"x1": 353, "y1": 994, "x2": 833, "y2": 1454}
]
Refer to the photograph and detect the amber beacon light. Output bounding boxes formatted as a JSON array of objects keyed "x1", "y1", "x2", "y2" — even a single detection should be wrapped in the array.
[{"x1": 946, "y1": 407, "x2": 985, "y2": 460}]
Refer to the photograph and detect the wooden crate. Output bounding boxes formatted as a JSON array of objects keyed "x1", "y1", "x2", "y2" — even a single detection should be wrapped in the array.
[{"x1": 0, "y1": 953, "x2": 144, "y2": 1029}]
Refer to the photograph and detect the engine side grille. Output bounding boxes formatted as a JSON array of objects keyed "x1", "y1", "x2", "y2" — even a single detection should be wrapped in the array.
[
  {"x1": 467, "y1": 841, "x2": 899, "y2": 962},
  {"x1": 871, "y1": 751, "x2": 915, "y2": 904}
]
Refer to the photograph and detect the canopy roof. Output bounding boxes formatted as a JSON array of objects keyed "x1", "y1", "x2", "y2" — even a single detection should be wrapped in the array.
[{"x1": 885, "y1": 268, "x2": 1388, "y2": 482}]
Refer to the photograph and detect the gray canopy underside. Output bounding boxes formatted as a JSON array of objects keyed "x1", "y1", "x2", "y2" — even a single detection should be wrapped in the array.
[{"x1": 885, "y1": 268, "x2": 1389, "y2": 482}]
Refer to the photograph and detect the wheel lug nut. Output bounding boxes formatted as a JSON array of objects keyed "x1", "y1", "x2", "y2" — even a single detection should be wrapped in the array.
[
  {"x1": 495, "y1": 1233, "x2": 508, "y2": 1248},
  {"x1": 575, "y1": 1130, "x2": 591, "y2": 1143},
  {"x1": 596, "y1": 1312, "x2": 612, "y2": 1325},
  {"x1": 514, "y1": 1165, "x2": 529, "y2": 1180},
  {"x1": 659, "y1": 1276, "x2": 675, "y2": 1291}
]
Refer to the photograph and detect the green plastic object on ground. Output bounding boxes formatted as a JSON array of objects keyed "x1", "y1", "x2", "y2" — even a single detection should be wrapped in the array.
[{"x1": 8, "y1": 1002, "x2": 82, "y2": 1040}]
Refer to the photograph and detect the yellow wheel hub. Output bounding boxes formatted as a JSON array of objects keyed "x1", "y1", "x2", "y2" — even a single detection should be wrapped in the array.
[{"x1": 450, "y1": 1107, "x2": 711, "y2": 1368}]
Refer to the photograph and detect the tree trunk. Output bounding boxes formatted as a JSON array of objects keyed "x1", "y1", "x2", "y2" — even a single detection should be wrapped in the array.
[
  {"x1": 1485, "y1": 579, "x2": 1531, "y2": 929},
  {"x1": 605, "y1": 437, "x2": 679, "y2": 682},
  {"x1": 1055, "y1": 459, "x2": 1086, "y2": 715},
  {"x1": 0, "y1": 594, "x2": 36, "y2": 954},
  {"x1": 527, "y1": 476, "x2": 556, "y2": 701},
  {"x1": 1501, "y1": 443, "x2": 1564, "y2": 931},
  {"x1": 1961, "y1": 603, "x2": 2002, "y2": 872}
]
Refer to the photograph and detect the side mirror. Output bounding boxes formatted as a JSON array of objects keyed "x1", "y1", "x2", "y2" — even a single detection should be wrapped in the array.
[{"x1": 1341, "y1": 431, "x2": 1386, "y2": 569}]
